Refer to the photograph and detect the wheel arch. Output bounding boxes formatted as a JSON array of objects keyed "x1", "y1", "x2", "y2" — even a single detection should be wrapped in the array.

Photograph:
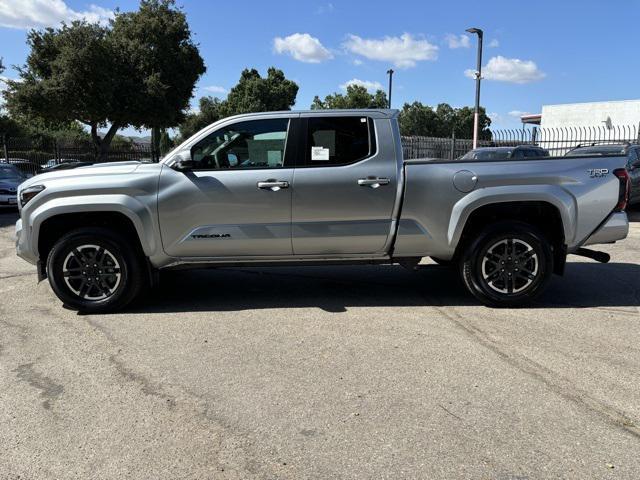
[{"x1": 453, "y1": 199, "x2": 567, "y2": 275}]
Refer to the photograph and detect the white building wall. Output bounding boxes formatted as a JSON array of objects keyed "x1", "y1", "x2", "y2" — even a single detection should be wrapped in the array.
[{"x1": 540, "y1": 99, "x2": 640, "y2": 129}]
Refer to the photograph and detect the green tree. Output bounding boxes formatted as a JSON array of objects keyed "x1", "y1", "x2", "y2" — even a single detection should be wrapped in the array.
[
  {"x1": 4, "y1": 0, "x2": 205, "y2": 161},
  {"x1": 177, "y1": 96, "x2": 224, "y2": 140},
  {"x1": 222, "y1": 67, "x2": 298, "y2": 116},
  {"x1": 177, "y1": 67, "x2": 298, "y2": 141},
  {"x1": 158, "y1": 129, "x2": 174, "y2": 154},
  {"x1": 311, "y1": 84, "x2": 388, "y2": 109},
  {"x1": 398, "y1": 101, "x2": 491, "y2": 138}
]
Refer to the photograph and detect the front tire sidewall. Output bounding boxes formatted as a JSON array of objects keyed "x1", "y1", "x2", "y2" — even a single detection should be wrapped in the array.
[
  {"x1": 47, "y1": 230, "x2": 137, "y2": 312},
  {"x1": 462, "y1": 224, "x2": 553, "y2": 307}
]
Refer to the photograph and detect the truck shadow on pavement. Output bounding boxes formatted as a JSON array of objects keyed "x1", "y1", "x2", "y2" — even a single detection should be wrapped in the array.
[{"x1": 131, "y1": 260, "x2": 640, "y2": 313}]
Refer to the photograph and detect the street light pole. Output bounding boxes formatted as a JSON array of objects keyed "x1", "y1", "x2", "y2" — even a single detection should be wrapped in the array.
[
  {"x1": 466, "y1": 28, "x2": 483, "y2": 149},
  {"x1": 386, "y1": 69, "x2": 394, "y2": 109}
]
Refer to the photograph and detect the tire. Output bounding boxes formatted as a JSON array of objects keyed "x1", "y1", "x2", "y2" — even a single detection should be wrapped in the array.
[
  {"x1": 460, "y1": 221, "x2": 553, "y2": 307},
  {"x1": 46, "y1": 227, "x2": 146, "y2": 312}
]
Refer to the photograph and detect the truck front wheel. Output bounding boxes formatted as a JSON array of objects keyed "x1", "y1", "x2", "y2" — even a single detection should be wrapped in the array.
[
  {"x1": 460, "y1": 222, "x2": 553, "y2": 307},
  {"x1": 46, "y1": 227, "x2": 146, "y2": 312}
]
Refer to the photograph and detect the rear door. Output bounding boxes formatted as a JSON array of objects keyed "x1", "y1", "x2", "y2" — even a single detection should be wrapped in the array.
[{"x1": 291, "y1": 114, "x2": 399, "y2": 255}]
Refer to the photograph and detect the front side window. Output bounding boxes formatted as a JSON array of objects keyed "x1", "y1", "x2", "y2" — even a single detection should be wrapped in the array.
[
  {"x1": 305, "y1": 116, "x2": 375, "y2": 166},
  {"x1": 191, "y1": 118, "x2": 289, "y2": 170}
]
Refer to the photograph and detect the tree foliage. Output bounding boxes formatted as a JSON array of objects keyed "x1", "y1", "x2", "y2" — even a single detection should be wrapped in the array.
[
  {"x1": 178, "y1": 68, "x2": 298, "y2": 141},
  {"x1": 178, "y1": 96, "x2": 224, "y2": 140},
  {"x1": 224, "y1": 68, "x2": 298, "y2": 115},
  {"x1": 399, "y1": 101, "x2": 492, "y2": 138},
  {"x1": 311, "y1": 85, "x2": 388, "y2": 110},
  {"x1": 3, "y1": 0, "x2": 205, "y2": 160}
]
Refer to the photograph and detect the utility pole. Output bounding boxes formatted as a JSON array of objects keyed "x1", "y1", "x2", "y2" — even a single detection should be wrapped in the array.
[
  {"x1": 386, "y1": 69, "x2": 394, "y2": 109},
  {"x1": 466, "y1": 28, "x2": 483, "y2": 149}
]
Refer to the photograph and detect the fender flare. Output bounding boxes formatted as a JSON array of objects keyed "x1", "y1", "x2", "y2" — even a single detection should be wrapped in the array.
[
  {"x1": 28, "y1": 194, "x2": 159, "y2": 259},
  {"x1": 447, "y1": 185, "x2": 576, "y2": 248}
]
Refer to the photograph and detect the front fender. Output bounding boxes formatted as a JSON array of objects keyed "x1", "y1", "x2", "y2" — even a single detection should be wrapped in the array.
[
  {"x1": 27, "y1": 194, "x2": 159, "y2": 259},
  {"x1": 448, "y1": 185, "x2": 577, "y2": 247}
]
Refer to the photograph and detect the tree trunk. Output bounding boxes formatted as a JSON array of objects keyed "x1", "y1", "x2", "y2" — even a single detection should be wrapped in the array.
[{"x1": 90, "y1": 123, "x2": 120, "y2": 163}]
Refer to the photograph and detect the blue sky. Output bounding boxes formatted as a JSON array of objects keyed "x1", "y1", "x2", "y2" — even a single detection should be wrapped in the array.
[{"x1": 1, "y1": 0, "x2": 639, "y2": 134}]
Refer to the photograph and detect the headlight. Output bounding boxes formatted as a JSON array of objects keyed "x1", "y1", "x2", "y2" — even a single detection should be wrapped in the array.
[{"x1": 20, "y1": 185, "x2": 46, "y2": 207}]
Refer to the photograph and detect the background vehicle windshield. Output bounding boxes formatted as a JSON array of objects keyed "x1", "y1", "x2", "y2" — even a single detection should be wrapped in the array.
[
  {"x1": 0, "y1": 165, "x2": 26, "y2": 181},
  {"x1": 565, "y1": 145, "x2": 627, "y2": 156},
  {"x1": 461, "y1": 148, "x2": 513, "y2": 160}
]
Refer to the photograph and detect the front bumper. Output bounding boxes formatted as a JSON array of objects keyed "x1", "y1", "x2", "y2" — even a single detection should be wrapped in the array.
[
  {"x1": 582, "y1": 211, "x2": 629, "y2": 247},
  {"x1": 0, "y1": 194, "x2": 18, "y2": 205},
  {"x1": 15, "y1": 218, "x2": 37, "y2": 265}
]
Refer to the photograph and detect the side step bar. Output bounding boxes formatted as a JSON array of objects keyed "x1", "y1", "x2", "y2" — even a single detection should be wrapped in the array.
[{"x1": 572, "y1": 248, "x2": 610, "y2": 263}]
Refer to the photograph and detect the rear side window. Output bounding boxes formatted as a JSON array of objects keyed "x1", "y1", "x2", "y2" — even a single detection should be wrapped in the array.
[{"x1": 304, "y1": 116, "x2": 376, "y2": 166}]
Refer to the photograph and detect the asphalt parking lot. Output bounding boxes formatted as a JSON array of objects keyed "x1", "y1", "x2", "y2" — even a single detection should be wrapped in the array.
[{"x1": 1, "y1": 208, "x2": 639, "y2": 479}]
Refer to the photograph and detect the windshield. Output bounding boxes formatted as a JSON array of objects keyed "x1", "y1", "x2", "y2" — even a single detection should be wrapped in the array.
[
  {"x1": 461, "y1": 148, "x2": 513, "y2": 160},
  {"x1": 0, "y1": 165, "x2": 25, "y2": 181},
  {"x1": 565, "y1": 145, "x2": 627, "y2": 156}
]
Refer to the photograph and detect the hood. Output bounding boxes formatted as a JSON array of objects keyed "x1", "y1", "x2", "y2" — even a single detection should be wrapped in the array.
[
  {"x1": 21, "y1": 161, "x2": 144, "y2": 189},
  {"x1": 0, "y1": 178, "x2": 21, "y2": 191}
]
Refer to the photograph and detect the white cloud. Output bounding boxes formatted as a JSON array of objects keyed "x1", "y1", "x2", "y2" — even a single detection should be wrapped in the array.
[
  {"x1": 445, "y1": 34, "x2": 471, "y2": 49},
  {"x1": 203, "y1": 85, "x2": 228, "y2": 94},
  {"x1": 273, "y1": 33, "x2": 333, "y2": 63},
  {"x1": 0, "y1": 0, "x2": 113, "y2": 29},
  {"x1": 315, "y1": 3, "x2": 334, "y2": 14},
  {"x1": 343, "y1": 33, "x2": 438, "y2": 69},
  {"x1": 508, "y1": 110, "x2": 530, "y2": 118},
  {"x1": 339, "y1": 78, "x2": 384, "y2": 92},
  {"x1": 465, "y1": 55, "x2": 545, "y2": 84},
  {"x1": 488, "y1": 39, "x2": 500, "y2": 48},
  {"x1": 353, "y1": 59, "x2": 363, "y2": 66}
]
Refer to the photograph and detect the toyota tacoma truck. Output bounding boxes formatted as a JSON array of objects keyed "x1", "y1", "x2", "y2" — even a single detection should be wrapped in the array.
[{"x1": 15, "y1": 110, "x2": 631, "y2": 311}]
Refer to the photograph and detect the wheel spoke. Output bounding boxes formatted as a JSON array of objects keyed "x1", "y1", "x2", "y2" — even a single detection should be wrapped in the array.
[
  {"x1": 516, "y1": 270, "x2": 535, "y2": 281},
  {"x1": 485, "y1": 252, "x2": 502, "y2": 265},
  {"x1": 518, "y1": 249, "x2": 536, "y2": 262},
  {"x1": 72, "y1": 248, "x2": 87, "y2": 265}
]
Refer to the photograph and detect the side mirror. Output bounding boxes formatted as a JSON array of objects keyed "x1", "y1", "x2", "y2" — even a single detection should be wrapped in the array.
[{"x1": 171, "y1": 153, "x2": 194, "y2": 172}]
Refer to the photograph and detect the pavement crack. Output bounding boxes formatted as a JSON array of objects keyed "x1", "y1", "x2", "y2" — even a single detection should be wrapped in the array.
[
  {"x1": 428, "y1": 298, "x2": 640, "y2": 441},
  {"x1": 13, "y1": 363, "x2": 64, "y2": 410},
  {"x1": 107, "y1": 354, "x2": 176, "y2": 407}
]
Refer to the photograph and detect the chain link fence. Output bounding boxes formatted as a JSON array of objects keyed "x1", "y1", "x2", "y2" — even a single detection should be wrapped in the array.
[
  {"x1": 1, "y1": 136, "x2": 155, "y2": 176},
  {"x1": 402, "y1": 123, "x2": 640, "y2": 160}
]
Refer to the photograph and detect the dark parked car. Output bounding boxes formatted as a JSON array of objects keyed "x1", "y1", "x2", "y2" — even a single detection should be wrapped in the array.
[
  {"x1": 460, "y1": 145, "x2": 550, "y2": 161},
  {"x1": 0, "y1": 163, "x2": 26, "y2": 207},
  {"x1": 566, "y1": 143, "x2": 640, "y2": 205},
  {"x1": 9, "y1": 160, "x2": 42, "y2": 178}
]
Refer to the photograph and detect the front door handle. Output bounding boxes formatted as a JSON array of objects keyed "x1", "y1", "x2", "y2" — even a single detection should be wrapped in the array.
[
  {"x1": 257, "y1": 179, "x2": 289, "y2": 191},
  {"x1": 358, "y1": 177, "x2": 390, "y2": 188}
]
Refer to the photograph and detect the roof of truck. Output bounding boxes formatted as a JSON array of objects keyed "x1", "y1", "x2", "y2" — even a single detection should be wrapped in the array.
[{"x1": 219, "y1": 109, "x2": 400, "y2": 122}]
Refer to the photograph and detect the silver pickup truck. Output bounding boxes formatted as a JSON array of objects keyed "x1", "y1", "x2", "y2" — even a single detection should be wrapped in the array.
[{"x1": 15, "y1": 110, "x2": 631, "y2": 311}]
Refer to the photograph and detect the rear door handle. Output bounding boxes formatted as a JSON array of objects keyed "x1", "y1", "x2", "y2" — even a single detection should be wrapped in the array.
[
  {"x1": 257, "y1": 179, "x2": 289, "y2": 191},
  {"x1": 358, "y1": 177, "x2": 390, "y2": 188}
]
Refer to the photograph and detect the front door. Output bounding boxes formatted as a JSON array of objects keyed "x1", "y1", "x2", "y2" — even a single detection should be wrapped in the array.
[
  {"x1": 158, "y1": 117, "x2": 296, "y2": 257},
  {"x1": 291, "y1": 114, "x2": 399, "y2": 255}
]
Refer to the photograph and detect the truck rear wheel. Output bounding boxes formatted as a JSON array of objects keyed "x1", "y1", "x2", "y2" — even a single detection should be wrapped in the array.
[
  {"x1": 460, "y1": 221, "x2": 553, "y2": 307},
  {"x1": 46, "y1": 227, "x2": 145, "y2": 312}
]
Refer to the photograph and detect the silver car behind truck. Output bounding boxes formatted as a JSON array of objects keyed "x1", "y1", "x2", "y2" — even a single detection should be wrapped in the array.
[{"x1": 15, "y1": 110, "x2": 631, "y2": 311}]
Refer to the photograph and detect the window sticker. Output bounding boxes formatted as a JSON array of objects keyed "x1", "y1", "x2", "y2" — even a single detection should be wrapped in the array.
[{"x1": 311, "y1": 146, "x2": 330, "y2": 161}]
